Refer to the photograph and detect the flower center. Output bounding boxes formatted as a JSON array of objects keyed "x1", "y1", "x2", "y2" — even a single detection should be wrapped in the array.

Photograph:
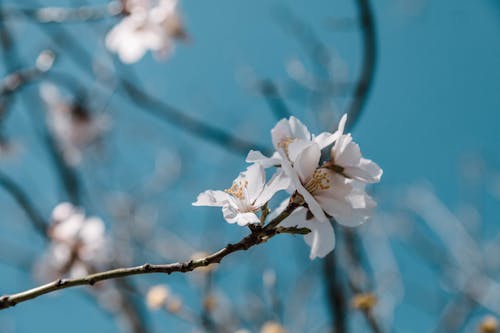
[
  {"x1": 277, "y1": 137, "x2": 294, "y2": 156},
  {"x1": 305, "y1": 169, "x2": 330, "y2": 194},
  {"x1": 225, "y1": 179, "x2": 248, "y2": 200}
]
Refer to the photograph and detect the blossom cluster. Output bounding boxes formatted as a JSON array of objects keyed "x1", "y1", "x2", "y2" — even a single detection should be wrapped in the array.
[
  {"x1": 37, "y1": 203, "x2": 109, "y2": 279},
  {"x1": 106, "y1": 0, "x2": 186, "y2": 64},
  {"x1": 194, "y1": 115, "x2": 382, "y2": 259}
]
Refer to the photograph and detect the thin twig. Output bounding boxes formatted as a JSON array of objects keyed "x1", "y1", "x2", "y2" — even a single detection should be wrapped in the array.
[{"x1": 0, "y1": 204, "x2": 303, "y2": 310}]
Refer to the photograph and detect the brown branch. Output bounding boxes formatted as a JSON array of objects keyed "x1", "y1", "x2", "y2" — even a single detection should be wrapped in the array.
[{"x1": 0, "y1": 204, "x2": 304, "y2": 311}]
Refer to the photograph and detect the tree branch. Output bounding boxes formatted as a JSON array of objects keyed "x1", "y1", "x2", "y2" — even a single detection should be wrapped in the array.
[{"x1": 0, "y1": 203, "x2": 303, "y2": 310}]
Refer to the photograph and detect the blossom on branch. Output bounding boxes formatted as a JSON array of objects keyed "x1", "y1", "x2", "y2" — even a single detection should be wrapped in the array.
[
  {"x1": 106, "y1": 0, "x2": 187, "y2": 64},
  {"x1": 195, "y1": 114, "x2": 381, "y2": 259},
  {"x1": 193, "y1": 163, "x2": 289, "y2": 226}
]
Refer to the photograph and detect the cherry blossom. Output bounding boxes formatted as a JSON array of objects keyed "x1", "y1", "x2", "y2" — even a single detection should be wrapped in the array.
[
  {"x1": 280, "y1": 140, "x2": 376, "y2": 225},
  {"x1": 105, "y1": 0, "x2": 186, "y2": 64},
  {"x1": 193, "y1": 163, "x2": 289, "y2": 226},
  {"x1": 326, "y1": 114, "x2": 383, "y2": 183}
]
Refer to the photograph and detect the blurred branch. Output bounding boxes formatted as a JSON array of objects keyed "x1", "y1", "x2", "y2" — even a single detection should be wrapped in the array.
[
  {"x1": 0, "y1": 2, "x2": 121, "y2": 23},
  {"x1": 23, "y1": 9, "x2": 271, "y2": 157},
  {"x1": 345, "y1": 0, "x2": 377, "y2": 131},
  {"x1": 323, "y1": 250, "x2": 347, "y2": 333},
  {"x1": 344, "y1": 230, "x2": 383, "y2": 333},
  {"x1": 0, "y1": 204, "x2": 304, "y2": 310},
  {"x1": 257, "y1": 79, "x2": 292, "y2": 120},
  {"x1": 0, "y1": 170, "x2": 48, "y2": 236}
]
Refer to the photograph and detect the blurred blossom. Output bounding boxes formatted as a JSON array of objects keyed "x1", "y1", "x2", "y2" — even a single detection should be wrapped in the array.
[
  {"x1": 146, "y1": 285, "x2": 170, "y2": 309},
  {"x1": 260, "y1": 321, "x2": 287, "y2": 333},
  {"x1": 351, "y1": 293, "x2": 377, "y2": 311},
  {"x1": 106, "y1": 0, "x2": 187, "y2": 64},
  {"x1": 262, "y1": 269, "x2": 276, "y2": 288},
  {"x1": 35, "y1": 50, "x2": 56, "y2": 72},
  {"x1": 36, "y1": 202, "x2": 110, "y2": 279},
  {"x1": 479, "y1": 316, "x2": 498, "y2": 333},
  {"x1": 40, "y1": 84, "x2": 109, "y2": 166}
]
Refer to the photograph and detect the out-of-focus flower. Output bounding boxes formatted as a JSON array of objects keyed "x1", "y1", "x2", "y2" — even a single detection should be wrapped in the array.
[
  {"x1": 351, "y1": 292, "x2": 377, "y2": 311},
  {"x1": 260, "y1": 321, "x2": 287, "y2": 333},
  {"x1": 165, "y1": 295, "x2": 183, "y2": 313},
  {"x1": 40, "y1": 84, "x2": 108, "y2": 166},
  {"x1": 106, "y1": 0, "x2": 186, "y2": 64},
  {"x1": 193, "y1": 164, "x2": 289, "y2": 226},
  {"x1": 146, "y1": 285, "x2": 170, "y2": 309},
  {"x1": 479, "y1": 316, "x2": 498, "y2": 333},
  {"x1": 37, "y1": 202, "x2": 109, "y2": 279}
]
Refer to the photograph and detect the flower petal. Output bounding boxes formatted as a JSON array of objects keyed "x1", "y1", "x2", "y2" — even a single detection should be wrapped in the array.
[
  {"x1": 243, "y1": 164, "x2": 265, "y2": 204},
  {"x1": 246, "y1": 150, "x2": 281, "y2": 168},
  {"x1": 254, "y1": 169, "x2": 290, "y2": 207},
  {"x1": 193, "y1": 190, "x2": 231, "y2": 207},
  {"x1": 279, "y1": 148, "x2": 328, "y2": 223},
  {"x1": 280, "y1": 206, "x2": 335, "y2": 259}
]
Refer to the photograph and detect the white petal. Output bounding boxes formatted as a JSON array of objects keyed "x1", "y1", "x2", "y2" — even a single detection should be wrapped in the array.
[
  {"x1": 344, "y1": 158, "x2": 383, "y2": 183},
  {"x1": 290, "y1": 141, "x2": 321, "y2": 184},
  {"x1": 233, "y1": 212, "x2": 260, "y2": 226},
  {"x1": 254, "y1": 170, "x2": 290, "y2": 207},
  {"x1": 280, "y1": 207, "x2": 335, "y2": 259},
  {"x1": 246, "y1": 150, "x2": 281, "y2": 168},
  {"x1": 288, "y1": 116, "x2": 311, "y2": 141},
  {"x1": 313, "y1": 131, "x2": 338, "y2": 149},
  {"x1": 242, "y1": 164, "x2": 265, "y2": 204},
  {"x1": 279, "y1": 149, "x2": 328, "y2": 223},
  {"x1": 337, "y1": 113, "x2": 348, "y2": 136},
  {"x1": 193, "y1": 190, "x2": 231, "y2": 207},
  {"x1": 304, "y1": 218, "x2": 335, "y2": 259},
  {"x1": 271, "y1": 119, "x2": 293, "y2": 149}
]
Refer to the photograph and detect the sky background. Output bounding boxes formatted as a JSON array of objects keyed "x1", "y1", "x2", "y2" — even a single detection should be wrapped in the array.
[{"x1": 0, "y1": 0, "x2": 499, "y2": 332}]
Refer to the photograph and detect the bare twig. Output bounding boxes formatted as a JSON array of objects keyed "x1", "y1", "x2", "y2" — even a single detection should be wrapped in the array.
[{"x1": 0, "y1": 204, "x2": 304, "y2": 310}]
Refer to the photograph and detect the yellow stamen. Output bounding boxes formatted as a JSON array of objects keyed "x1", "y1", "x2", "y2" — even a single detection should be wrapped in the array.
[
  {"x1": 305, "y1": 169, "x2": 330, "y2": 194},
  {"x1": 225, "y1": 180, "x2": 248, "y2": 200}
]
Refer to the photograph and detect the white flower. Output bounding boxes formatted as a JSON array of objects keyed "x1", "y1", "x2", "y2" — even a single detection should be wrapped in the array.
[
  {"x1": 105, "y1": 0, "x2": 185, "y2": 64},
  {"x1": 38, "y1": 203, "x2": 109, "y2": 279},
  {"x1": 274, "y1": 200, "x2": 335, "y2": 259},
  {"x1": 40, "y1": 84, "x2": 108, "y2": 166},
  {"x1": 280, "y1": 140, "x2": 376, "y2": 226},
  {"x1": 247, "y1": 116, "x2": 339, "y2": 167},
  {"x1": 328, "y1": 114, "x2": 382, "y2": 183},
  {"x1": 193, "y1": 164, "x2": 289, "y2": 226}
]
